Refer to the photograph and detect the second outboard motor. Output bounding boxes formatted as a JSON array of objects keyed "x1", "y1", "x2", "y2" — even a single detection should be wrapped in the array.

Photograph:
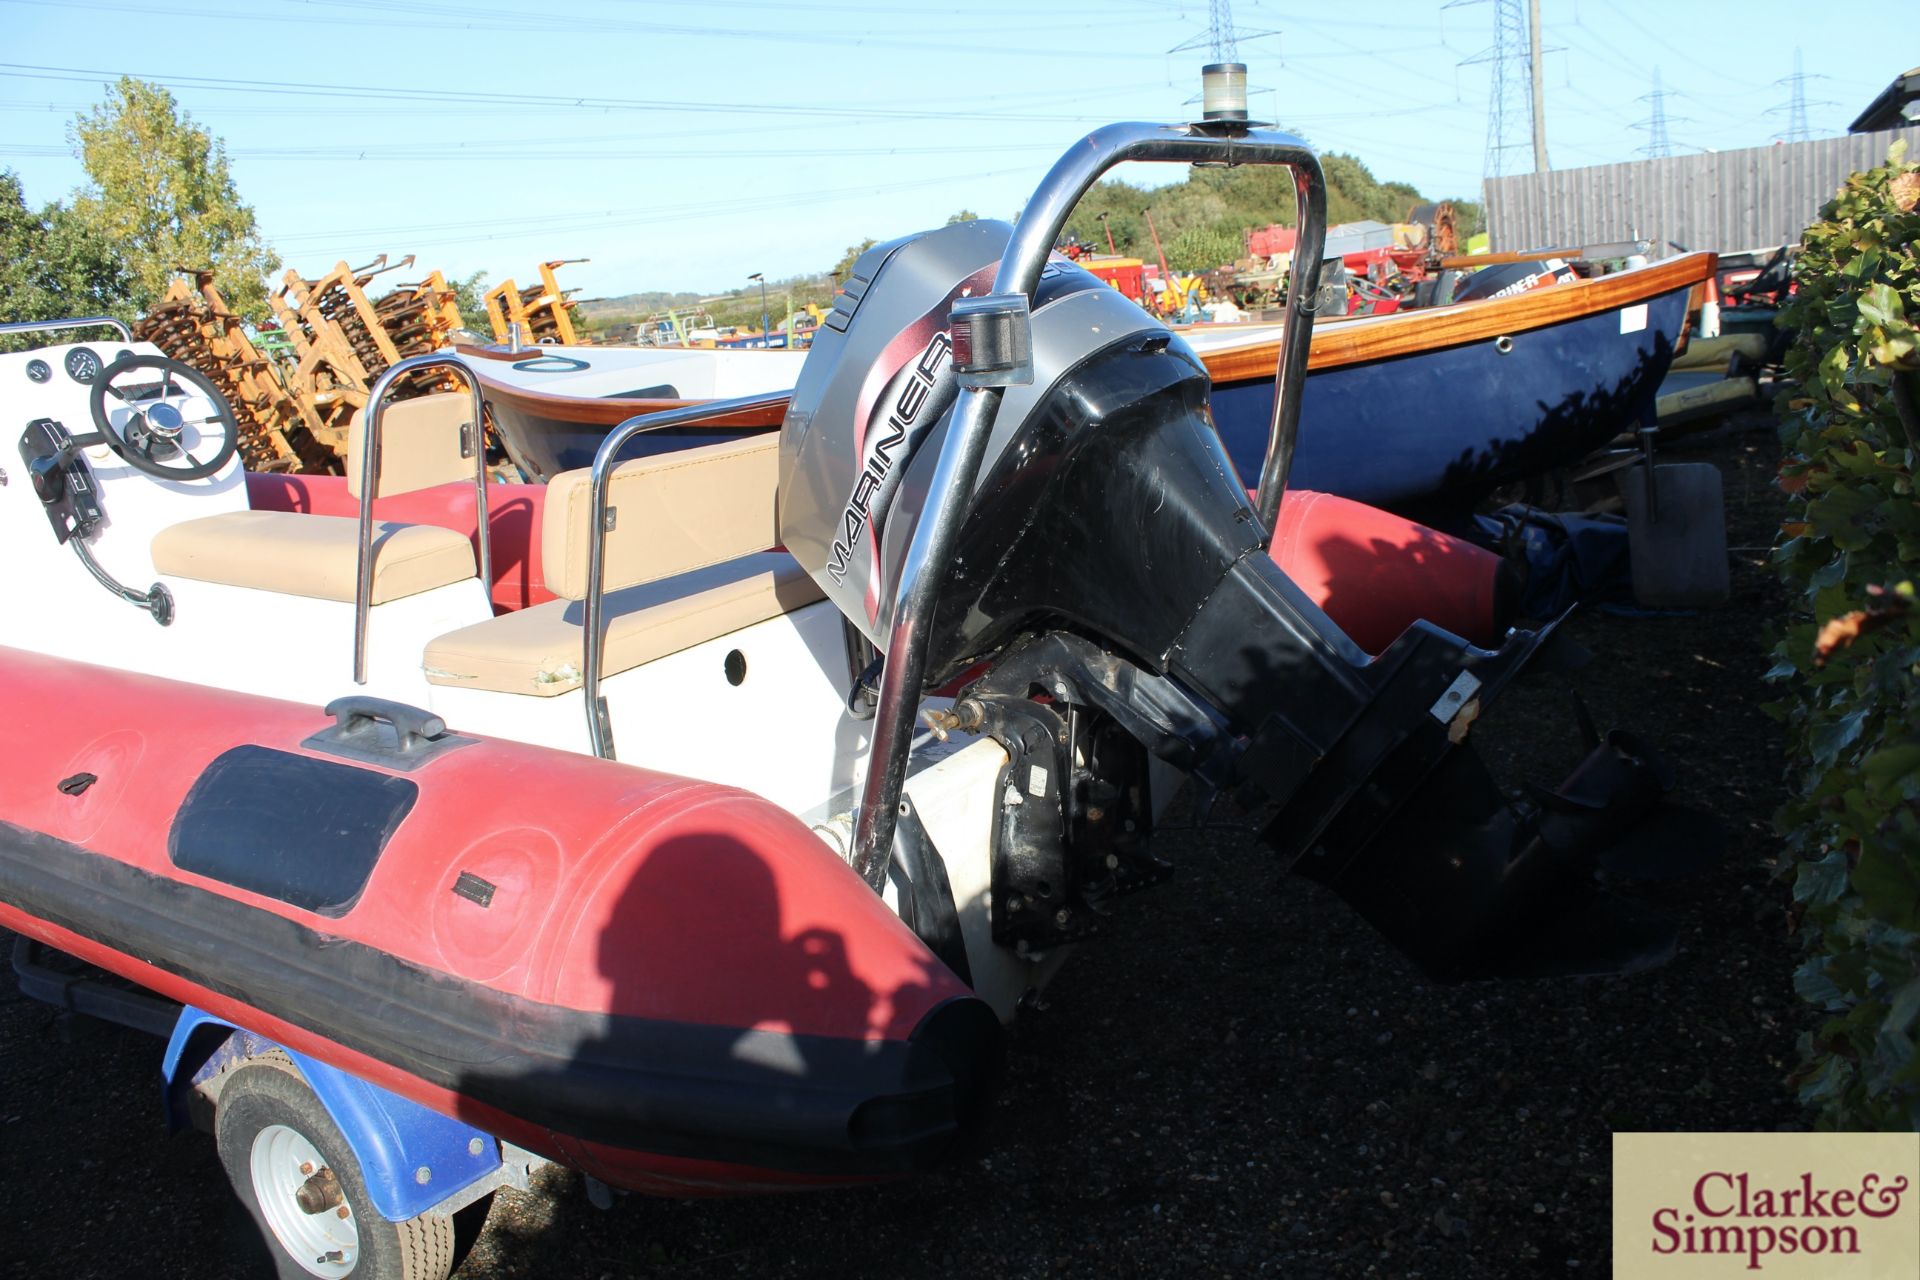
[{"x1": 781, "y1": 220, "x2": 1706, "y2": 981}]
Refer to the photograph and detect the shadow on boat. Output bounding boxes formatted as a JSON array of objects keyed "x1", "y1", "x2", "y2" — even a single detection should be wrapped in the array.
[
  {"x1": 1393, "y1": 336, "x2": 1675, "y2": 532},
  {"x1": 450, "y1": 829, "x2": 971, "y2": 1204}
]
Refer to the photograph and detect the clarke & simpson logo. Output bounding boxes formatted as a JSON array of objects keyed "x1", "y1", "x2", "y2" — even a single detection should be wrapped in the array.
[
  {"x1": 1614, "y1": 1133, "x2": 1920, "y2": 1278},
  {"x1": 1650, "y1": 1170, "x2": 1909, "y2": 1270}
]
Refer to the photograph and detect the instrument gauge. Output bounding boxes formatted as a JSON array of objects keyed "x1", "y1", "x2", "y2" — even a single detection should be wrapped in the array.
[
  {"x1": 25, "y1": 359, "x2": 51, "y2": 383},
  {"x1": 65, "y1": 347, "x2": 102, "y2": 384}
]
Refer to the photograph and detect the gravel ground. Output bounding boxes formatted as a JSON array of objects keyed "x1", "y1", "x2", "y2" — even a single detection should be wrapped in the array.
[{"x1": 0, "y1": 414, "x2": 1806, "y2": 1278}]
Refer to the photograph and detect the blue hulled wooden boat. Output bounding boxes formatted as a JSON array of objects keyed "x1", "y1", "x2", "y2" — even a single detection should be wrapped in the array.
[
  {"x1": 462, "y1": 253, "x2": 1715, "y2": 514},
  {"x1": 1179, "y1": 252, "x2": 1714, "y2": 514}
]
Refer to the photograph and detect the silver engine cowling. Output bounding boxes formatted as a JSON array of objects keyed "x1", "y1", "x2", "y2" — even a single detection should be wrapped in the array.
[{"x1": 777, "y1": 219, "x2": 1163, "y2": 647}]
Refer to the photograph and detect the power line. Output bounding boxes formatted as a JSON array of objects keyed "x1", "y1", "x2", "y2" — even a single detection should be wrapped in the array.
[
  {"x1": 0, "y1": 140, "x2": 1058, "y2": 163},
  {"x1": 1605, "y1": 6, "x2": 1791, "y2": 94},
  {"x1": 270, "y1": 168, "x2": 1023, "y2": 250},
  {"x1": 0, "y1": 84, "x2": 1144, "y2": 129},
  {"x1": 0, "y1": 63, "x2": 1140, "y2": 125},
  {"x1": 1240, "y1": 5, "x2": 1448, "y2": 35},
  {"x1": 308, "y1": 0, "x2": 1173, "y2": 19},
  {"x1": 0, "y1": 0, "x2": 1172, "y2": 62}
]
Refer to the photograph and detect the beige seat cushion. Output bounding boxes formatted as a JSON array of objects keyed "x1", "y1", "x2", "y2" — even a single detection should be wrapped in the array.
[
  {"x1": 542, "y1": 434, "x2": 780, "y2": 601},
  {"x1": 152, "y1": 510, "x2": 476, "y2": 605},
  {"x1": 423, "y1": 552, "x2": 824, "y2": 696},
  {"x1": 346, "y1": 391, "x2": 478, "y2": 500}
]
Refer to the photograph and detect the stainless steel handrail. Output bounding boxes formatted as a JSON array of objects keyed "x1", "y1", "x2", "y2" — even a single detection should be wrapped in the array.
[
  {"x1": 352, "y1": 354, "x2": 494, "y2": 683},
  {"x1": 0, "y1": 316, "x2": 134, "y2": 341},
  {"x1": 582, "y1": 392, "x2": 792, "y2": 758},
  {"x1": 846, "y1": 118, "x2": 1328, "y2": 892}
]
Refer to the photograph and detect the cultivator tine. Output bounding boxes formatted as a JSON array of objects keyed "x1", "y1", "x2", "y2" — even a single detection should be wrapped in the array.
[
  {"x1": 136, "y1": 250, "x2": 575, "y2": 474},
  {"x1": 132, "y1": 272, "x2": 306, "y2": 471},
  {"x1": 484, "y1": 259, "x2": 588, "y2": 344}
]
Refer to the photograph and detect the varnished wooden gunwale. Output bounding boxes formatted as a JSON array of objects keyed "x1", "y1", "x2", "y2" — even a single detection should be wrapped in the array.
[
  {"x1": 453, "y1": 339, "x2": 798, "y2": 365},
  {"x1": 473, "y1": 373, "x2": 789, "y2": 429},
  {"x1": 1201, "y1": 252, "x2": 1717, "y2": 386}
]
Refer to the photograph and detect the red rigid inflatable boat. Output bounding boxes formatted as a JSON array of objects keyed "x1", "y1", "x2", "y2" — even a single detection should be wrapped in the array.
[
  {"x1": 0, "y1": 647, "x2": 996, "y2": 1195},
  {"x1": 1, "y1": 105, "x2": 1705, "y2": 1280}
]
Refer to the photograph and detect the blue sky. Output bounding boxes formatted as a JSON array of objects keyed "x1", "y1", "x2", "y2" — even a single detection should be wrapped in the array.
[{"x1": 0, "y1": 0, "x2": 1902, "y2": 298}]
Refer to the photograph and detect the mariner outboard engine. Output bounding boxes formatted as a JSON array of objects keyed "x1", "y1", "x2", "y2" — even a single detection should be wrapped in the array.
[{"x1": 780, "y1": 212, "x2": 1707, "y2": 981}]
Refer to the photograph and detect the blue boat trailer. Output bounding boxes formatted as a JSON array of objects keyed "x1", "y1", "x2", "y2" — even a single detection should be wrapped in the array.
[
  {"x1": 161, "y1": 1008, "x2": 543, "y2": 1225},
  {"x1": 12, "y1": 935, "x2": 561, "y2": 1277}
]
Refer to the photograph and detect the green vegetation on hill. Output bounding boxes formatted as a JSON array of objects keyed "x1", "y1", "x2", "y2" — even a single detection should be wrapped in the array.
[
  {"x1": 580, "y1": 271, "x2": 838, "y2": 337},
  {"x1": 576, "y1": 160, "x2": 1479, "y2": 338},
  {"x1": 581, "y1": 161, "x2": 1483, "y2": 339},
  {"x1": 1062, "y1": 154, "x2": 1481, "y2": 265},
  {"x1": 580, "y1": 211, "x2": 989, "y2": 337}
]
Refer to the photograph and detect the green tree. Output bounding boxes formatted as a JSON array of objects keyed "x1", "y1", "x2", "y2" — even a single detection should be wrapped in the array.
[
  {"x1": 945, "y1": 209, "x2": 981, "y2": 224},
  {"x1": 0, "y1": 169, "x2": 132, "y2": 348},
  {"x1": 450, "y1": 270, "x2": 489, "y2": 329},
  {"x1": 1063, "y1": 179, "x2": 1153, "y2": 258},
  {"x1": 1164, "y1": 224, "x2": 1241, "y2": 274},
  {"x1": 65, "y1": 77, "x2": 278, "y2": 320}
]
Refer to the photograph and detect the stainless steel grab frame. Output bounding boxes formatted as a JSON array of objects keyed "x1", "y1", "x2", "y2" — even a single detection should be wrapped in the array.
[
  {"x1": 847, "y1": 119, "x2": 1328, "y2": 892},
  {"x1": 0, "y1": 316, "x2": 134, "y2": 341},
  {"x1": 352, "y1": 354, "x2": 494, "y2": 684},
  {"x1": 582, "y1": 392, "x2": 793, "y2": 758}
]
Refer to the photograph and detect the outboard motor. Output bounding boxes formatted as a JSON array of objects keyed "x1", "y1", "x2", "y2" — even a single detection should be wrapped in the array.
[
  {"x1": 1450, "y1": 255, "x2": 1581, "y2": 303},
  {"x1": 780, "y1": 210, "x2": 1706, "y2": 980}
]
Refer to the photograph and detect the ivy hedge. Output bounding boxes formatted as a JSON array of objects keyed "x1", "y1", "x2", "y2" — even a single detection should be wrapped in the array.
[{"x1": 1771, "y1": 141, "x2": 1920, "y2": 1130}]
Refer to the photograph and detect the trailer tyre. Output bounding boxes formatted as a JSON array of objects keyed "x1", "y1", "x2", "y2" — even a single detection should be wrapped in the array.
[{"x1": 215, "y1": 1058, "x2": 457, "y2": 1280}]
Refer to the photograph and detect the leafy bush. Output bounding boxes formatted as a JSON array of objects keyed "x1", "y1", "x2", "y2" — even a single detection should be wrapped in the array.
[
  {"x1": 1771, "y1": 141, "x2": 1920, "y2": 1130},
  {"x1": 0, "y1": 169, "x2": 133, "y2": 349},
  {"x1": 1165, "y1": 225, "x2": 1243, "y2": 275}
]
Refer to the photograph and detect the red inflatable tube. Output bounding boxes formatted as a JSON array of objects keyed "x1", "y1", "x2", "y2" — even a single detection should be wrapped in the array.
[
  {"x1": 1267, "y1": 489, "x2": 1517, "y2": 655},
  {"x1": 0, "y1": 648, "x2": 995, "y2": 1191}
]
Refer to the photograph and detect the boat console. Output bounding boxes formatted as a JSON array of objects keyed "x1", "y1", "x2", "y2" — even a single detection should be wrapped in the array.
[
  {"x1": 5, "y1": 329, "x2": 243, "y2": 649},
  {"x1": 1, "y1": 331, "x2": 496, "y2": 705}
]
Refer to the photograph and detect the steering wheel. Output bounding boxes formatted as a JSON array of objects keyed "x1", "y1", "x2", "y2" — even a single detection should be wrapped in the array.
[{"x1": 88, "y1": 354, "x2": 239, "y2": 481}]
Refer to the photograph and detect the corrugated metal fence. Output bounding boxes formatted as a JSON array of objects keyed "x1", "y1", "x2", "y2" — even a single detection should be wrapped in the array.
[{"x1": 1484, "y1": 128, "x2": 1920, "y2": 252}]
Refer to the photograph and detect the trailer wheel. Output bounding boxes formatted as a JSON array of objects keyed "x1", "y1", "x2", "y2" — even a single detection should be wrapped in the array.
[{"x1": 214, "y1": 1057, "x2": 457, "y2": 1280}]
